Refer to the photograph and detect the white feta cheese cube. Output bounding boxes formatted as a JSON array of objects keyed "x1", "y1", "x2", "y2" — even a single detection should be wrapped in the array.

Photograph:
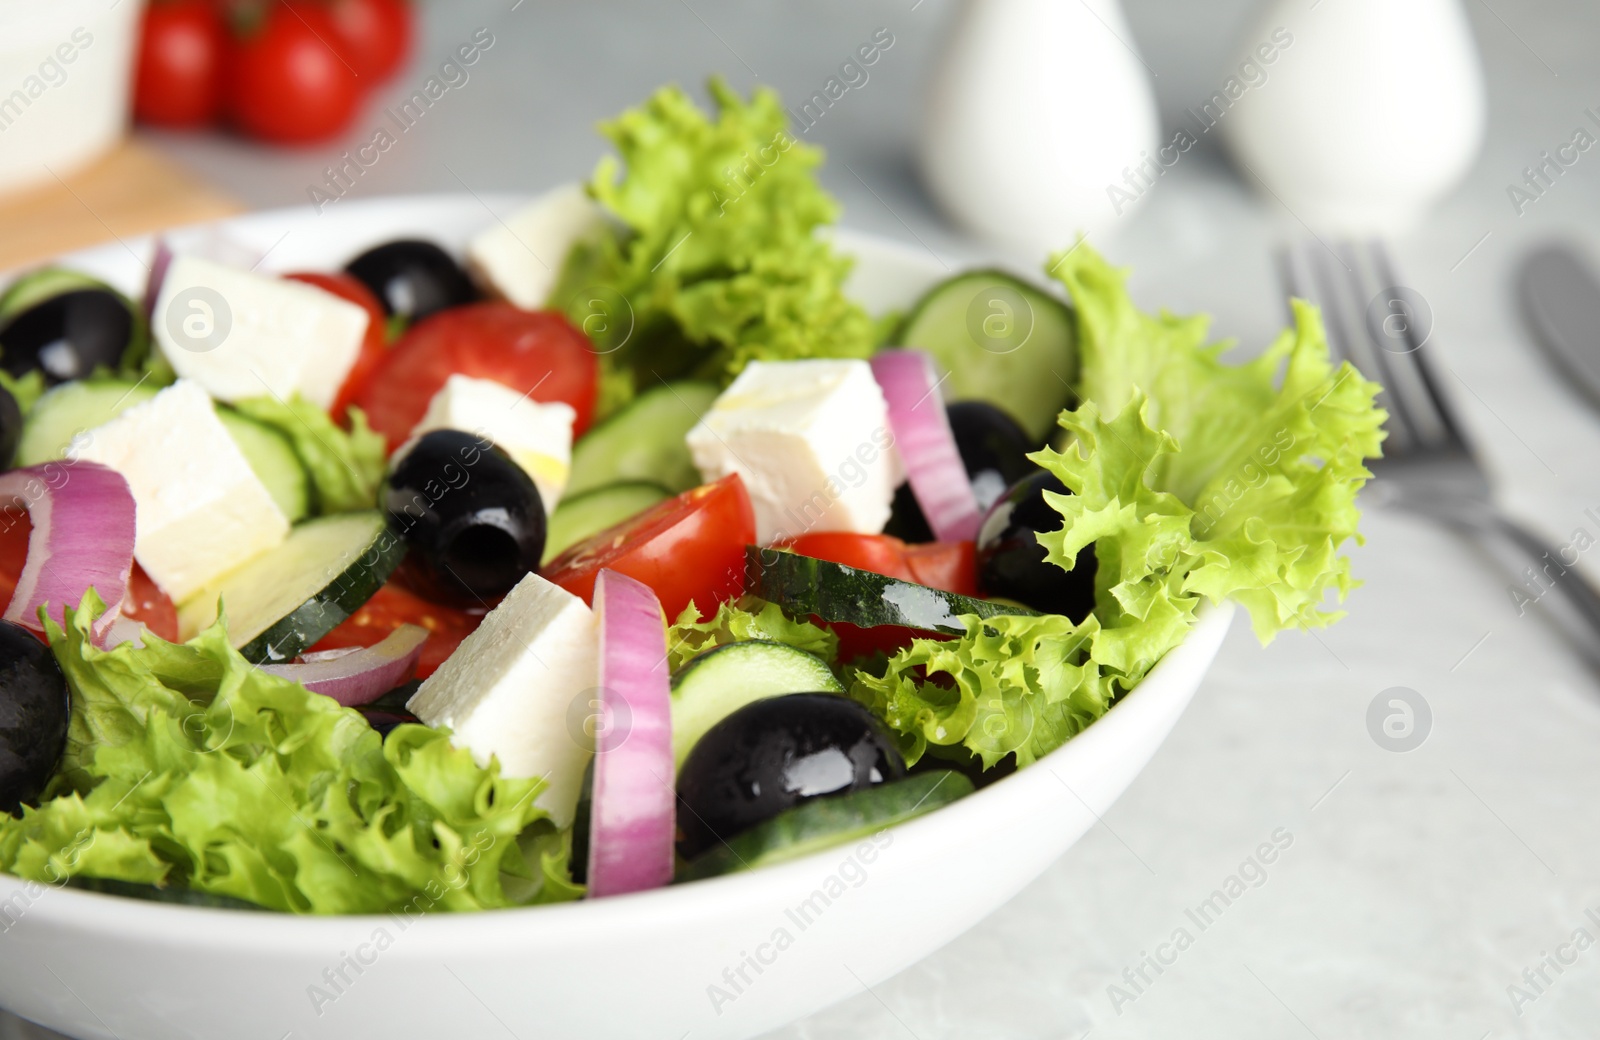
[
  {"x1": 153, "y1": 255, "x2": 369, "y2": 410},
  {"x1": 73, "y1": 380, "x2": 289, "y2": 603},
  {"x1": 400, "y1": 375, "x2": 576, "y2": 513},
  {"x1": 466, "y1": 183, "x2": 607, "y2": 311},
  {"x1": 686, "y1": 359, "x2": 899, "y2": 543},
  {"x1": 407, "y1": 573, "x2": 598, "y2": 827}
]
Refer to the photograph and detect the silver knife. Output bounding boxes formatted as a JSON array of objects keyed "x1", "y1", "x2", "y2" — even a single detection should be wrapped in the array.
[{"x1": 1519, "y1": 244, "x2": 1600, "y2": 406}]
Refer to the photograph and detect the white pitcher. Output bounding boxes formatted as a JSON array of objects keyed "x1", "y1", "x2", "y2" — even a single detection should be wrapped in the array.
[
  {"x1": 1222, "y1": 0, "x2": 1487, "y2": 232},
  {"x1": 918, "y1": 0, "x2": 1161, "y2": 257}
]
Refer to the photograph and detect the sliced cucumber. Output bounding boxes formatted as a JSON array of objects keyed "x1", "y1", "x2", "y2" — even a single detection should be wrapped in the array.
[
  {"x1": 895, "y1": 270, "x2": 1076, "y2": 441},
  {"x1": 748, "y1": 546, "x2": 1038, "y2": 634},
  {"x1": 677, "y1": 770, "x2": 974, "y2": 881},
  {"x1": 177, "y1": 511, "x2": 404, "y2": 661},
  {"x1": 543, "y1": 481, "x2": 670, "y2": 564},
  {"x1": 567, "y1": 380, "x2": 718, "y2": 497},
  {"x1": 216, "y1": 411, "x2": 311, "y2": 522},
  {"x1": 669, "y1": 640, "x2": 842, "y2": 767},
  {"x1": 17, "y1": 379, "x2": 311, "y2": 521},
  {"x1": 15, "y1": 379, "x2": 157, "y2": 466},
  {"x1": 0, "y1": 268, "x2": 110, "y2": 322}
]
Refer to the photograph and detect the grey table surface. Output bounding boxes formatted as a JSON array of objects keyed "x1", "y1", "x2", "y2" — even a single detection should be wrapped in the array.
[{"x1": 10, "y1": 0, "x2": 1600, "y2": 1037}]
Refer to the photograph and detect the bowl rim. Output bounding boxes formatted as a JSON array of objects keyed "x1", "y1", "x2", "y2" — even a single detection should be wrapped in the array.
[{"x1": 0, "y1": 194, "x2": 1235, "y2": 949}]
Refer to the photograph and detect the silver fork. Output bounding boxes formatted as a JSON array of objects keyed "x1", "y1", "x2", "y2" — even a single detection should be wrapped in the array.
[{"x1": 1279, "y1": 239, "x2": 1600, "y2": 671}]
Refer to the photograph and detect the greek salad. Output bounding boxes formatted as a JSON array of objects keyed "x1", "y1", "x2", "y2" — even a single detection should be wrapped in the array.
[{"x1": 0, "y1": 79, "x2": 1385, "y2": 914}]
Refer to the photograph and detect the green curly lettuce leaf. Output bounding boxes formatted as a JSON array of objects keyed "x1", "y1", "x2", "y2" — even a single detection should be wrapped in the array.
[
  {"x1": 850, "y1": 244, "x2": 1385, "y2": 769},
  {"x1": 850, "y1": 612, "x2": 1112, "y2": 770},
  {"x1": 0, "y1": 594, "x2": 560, "y2": 914},
  {"x1": 1047, "y1": 242, "x2": 1386, "y2": 641},
  {"x1": 557, "y1": 78, "x2": 876, "y2": 411},
  {"x1": 230, "y1": 396, "x2": 386, "y2": 514},
  {"x1": 666, "y1": 597, "x2": 837, "y2": 673},
  {"x1": 0, "y1": 369, "x2": 45, "y2": 419}
]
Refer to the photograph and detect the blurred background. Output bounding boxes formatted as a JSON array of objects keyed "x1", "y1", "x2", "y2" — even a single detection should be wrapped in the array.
[{"x1": 5, "y1": 0, "x2": 1600, "y2": 1037}]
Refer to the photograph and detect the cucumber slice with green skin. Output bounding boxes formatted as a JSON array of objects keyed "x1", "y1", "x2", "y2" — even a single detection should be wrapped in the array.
[
  {"x1": 177, "y1": 511, "x2": 405, "y2": 661},
  {"x1": 64, "y1": 876, "x2": 269, "y2": 911},
  {"x1": 567, "y1": 380, "x2": 718, "y2": 497},
  {"x1": 677, "y1": 770, "x2": 974, "y2": 882},
  {"x1": 542, "y1": 480, "x2": 670, "y2": 564},
  {"x1": 16, "y1": 379, "x2": 311, "y2": 522},
  {"x1": 15, "y1": 379, "x2": 157, "y2": 466},
  {"x1": 216, "y1": 411, "x2": 311, "y2": 522},
  {"x1": 895, "y1": 270, "x2": 1077, "y2": 442},
  {"x1": 669, "y1": 639, "x2": 843, "y2": 767},
  {"x1": 0, "y1": 269, "x2": 109, "y2": 322},
  {"x1": 747, "y1": 546, "x2": 1039, "y2": 634}
]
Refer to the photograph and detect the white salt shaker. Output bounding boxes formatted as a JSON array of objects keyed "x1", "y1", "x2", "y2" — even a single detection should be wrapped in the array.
[
  {"x1": 1222, "y1": 0, "x2": 1486, "y2": 232},
  {"x1": 918, "y1": 0, "x2": 1161, "y2": 256}
]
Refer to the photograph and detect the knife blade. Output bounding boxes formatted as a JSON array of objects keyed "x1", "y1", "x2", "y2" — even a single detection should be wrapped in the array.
[{"x1": 1518, "y1": 243, "x2": 1600, "y2": 407}]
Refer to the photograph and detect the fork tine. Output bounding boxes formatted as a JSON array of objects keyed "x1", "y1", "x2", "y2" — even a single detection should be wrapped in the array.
[
  {"x1": 1364, "y1": 240, "x2": 1469, "y2": 451},
  {"x1": 1296, "y1": 240, "x2": 1420, "y2": 454}
]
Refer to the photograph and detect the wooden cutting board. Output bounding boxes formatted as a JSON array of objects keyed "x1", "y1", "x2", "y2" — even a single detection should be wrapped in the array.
[{"x1": 0, "y1": 140, "x2": 241, "y2": 271}]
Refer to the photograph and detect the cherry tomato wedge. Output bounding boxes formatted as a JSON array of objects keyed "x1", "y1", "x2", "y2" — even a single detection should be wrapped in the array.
[
  {"x1": 284, "y1": 272, "x2": 388, "y2": 420},
  {"x1": 0, "y1": 509, "x2": 177, "y2": 643},
  {"x1": 309, "y1": 580, "x2": 485, "y2": 680},
  {"x1": 355, "y1": 303, "x2": 599, "y2": 451},
  {"x1": 542, "y1": 474, "x2": 756, "y2": 622},
  {"x1": 773, "y1": 533, "x2": 975, "y2": 661}
]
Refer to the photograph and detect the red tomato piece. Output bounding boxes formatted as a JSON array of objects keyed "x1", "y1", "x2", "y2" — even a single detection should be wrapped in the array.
[
  {"x1": 355, "y1": 303, "x2": 599, "y2": 451},
  {"x1": 283, "y1": 271, "x2": 389, "y2": 420},
  {"x1": 310, "y1": 580, "x2": 485, "y2": 680},
  {"x1": 226, "y1": 2, "x2": 362, "y2": 145},
  {"x1": 0, "y1": 509, "x2": 177, "y2": 643},
  {"x1": 327, "y1": 0, "x2": 412, "y2": 81},
  {"x1": 542, "y1": 475, "x2": 756, "y2": 622},
  {"x1": 902, "y1": 540, "x2": 978, "y2": 597},
  {"x1": 134, "y1": 0, "x2": 228, "y2": 128}
]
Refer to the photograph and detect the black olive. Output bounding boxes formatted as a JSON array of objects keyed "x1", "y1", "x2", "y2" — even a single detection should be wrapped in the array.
[
  {"x1": 0, "y1": 619, "x2": 70, "y2": 816},
  {"x1": 884, "y1": 401, "x2": 1040, "y2": 542},
  {"x1": 0, "y1": 289, "x2": 135, "y2": 384},
  {"x1": 384, "y1": 429, "x2": 546, "y2": 605},
  {"x1": 570, "y1": 758, "x2": 594, "y2": 885},
  {"x1": 675, "y1": 693, "x2": 906, "y2": 860},
  {"x1": 356, "y1": 704, "x2": 422, "y2": 739},
  {"x1": 976, "y1": 470, "x2": 1096, "y2": 621},
  {"x1": 345, "y1": 240, "x2": 475, "y2": 322},
  {"x1": 0, "y1": 383, "x2": 21, "y2": 468}
]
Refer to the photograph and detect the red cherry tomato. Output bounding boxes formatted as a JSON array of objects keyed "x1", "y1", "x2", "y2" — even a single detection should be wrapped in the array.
[
  {"x1": 283, "y1": 272, "x2": 388, "y2": 419},
  {"x1": 775, "y1": 533, "x2": 975, "y2": 661},
  {"x1": 310, "y1": 581, "x2": 485, "y2": 680},
  {"x1": 327, "y1": 0, "x2": 412, "y2": 81},
  {"x1": 542, "y1": 475, "x2": 756, "y2": 622},
  {"x1": 0, "y1": 510, "x2": 178, "y2": 643},
  {"x1": 355, "y1": 303, "x2": 600, "y2": 451},
  {"x1": 226, "y1": 2, "x2": 362, "y2": 145},
  {"x1": 134, "y1": 0, "x2": 228, "y2": 128}
]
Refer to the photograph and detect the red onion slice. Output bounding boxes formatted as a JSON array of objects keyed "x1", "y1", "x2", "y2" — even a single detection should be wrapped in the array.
[
  {"x1": 260, "y1": 624, "x2": 428, "y2": 706},
  {"x1": 0, "y1": 463, "x2": 136, "y2": 639},
  {"x1": 144, "y1": 238, "x2": 173, "y2": 320},
  {"x1": 870, "y1": 350, "x2": 983, "y2": 542},
  {"x1": 586, "y1": 569, "x2": 675, "y2": 898}
]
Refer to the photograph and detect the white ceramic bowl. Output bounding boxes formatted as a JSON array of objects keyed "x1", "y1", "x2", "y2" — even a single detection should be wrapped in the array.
[
  {"x1": 0, "y1": 196, "x2": 1235, "y2": 1040},
  {"x1": 0, "y1": 0, "x2": 144, "y2": 197}
]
